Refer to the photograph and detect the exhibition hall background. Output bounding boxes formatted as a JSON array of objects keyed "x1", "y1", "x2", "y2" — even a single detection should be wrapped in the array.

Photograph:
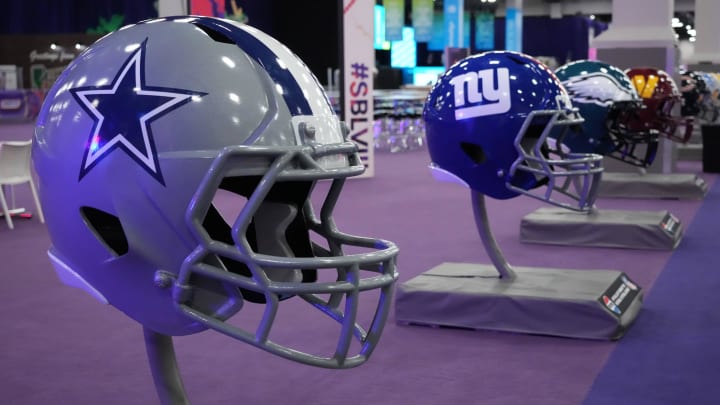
[
  {"x1": 0, "y1": 0, "x2": 607, "y2": 89},
  {"x1": 4, "y1": 1, "x2": 720, "y2": 404}
]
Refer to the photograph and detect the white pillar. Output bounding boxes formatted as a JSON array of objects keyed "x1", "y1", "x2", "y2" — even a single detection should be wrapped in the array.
[
  {"x1": 157, "y1": 0, "x2": 187, "y2": 17},
  {"x1": 592, "y1": 0, "x2": 675, "y2": 60},
  {"x1": 592, "y1": 0, "x2": 678, "y2": 174},
  {"x1": 612, "y1": 0, "x2": 672, "y2": 29},
  {"x1": 690, "y1": 0, "x2": 720, "y2": 63}
]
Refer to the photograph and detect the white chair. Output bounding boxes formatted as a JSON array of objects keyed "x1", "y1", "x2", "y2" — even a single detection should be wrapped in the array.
[{"x1": 0, "y1": 140, "x2": 45, "y2": 229}]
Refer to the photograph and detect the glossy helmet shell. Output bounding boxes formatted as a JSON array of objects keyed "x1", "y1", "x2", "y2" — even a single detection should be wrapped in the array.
[
  {"x1": 32, "y1": 16, "x2": 398, "y2": 368},
  {"x1": 626, "y1": 67, "x2": 694, "y2": 143},
  {"x1": 554, "y1": 60, "x2": 657, "y2": 167},
  {"x1": 423, "y1": 51, "x2": 602, "y2": 211}
]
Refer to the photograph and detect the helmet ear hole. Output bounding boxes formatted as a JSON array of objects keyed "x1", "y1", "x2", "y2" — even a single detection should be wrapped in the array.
[
  {"x1": 460, "y1": 142, "x2": 486, "y2": 164},
  {"x1": 80, "y1": 207, "x2": 129, "y2": 256}
]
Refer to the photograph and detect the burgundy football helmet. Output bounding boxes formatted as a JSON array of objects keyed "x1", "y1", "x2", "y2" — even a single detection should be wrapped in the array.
[{"x1": 625, "y1": 67, "x2": 694, "y2": 143}]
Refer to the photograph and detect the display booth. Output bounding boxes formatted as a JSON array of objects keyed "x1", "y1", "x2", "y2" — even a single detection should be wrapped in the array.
[
  {"x1": 520, "y1": 60, "x2": 687, "y2": 250},
  {"x1": 395, "y1": 50, "x2": 643, "y2": 340},
  {"x1": 587, "y1": 0, "x2": 708, "y2": 200},
  {"x1": 31, "y1": 14, "x2": 401, "y2": 405}
]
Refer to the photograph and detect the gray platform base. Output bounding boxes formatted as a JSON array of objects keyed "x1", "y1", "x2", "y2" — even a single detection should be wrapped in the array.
[
  {"x1": 677, "y1": 143, "x2": 702, "y2": 161},
  {"x1": 395, "y1": 263, "x2": 643, "y2": 340},
  {"x1": 597, "y1": 172, "x2": 707, "y2": 200},
  {"x1": 520, "y1": 207, "x2": 682, "y2": 250}
]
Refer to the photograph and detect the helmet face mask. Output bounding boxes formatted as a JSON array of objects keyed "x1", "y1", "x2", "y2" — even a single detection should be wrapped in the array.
[
  {"x1": 508, "y1": 105, "x2": 602, "y2": 210},
  {"x1": 424, "y1": 51, "x2": 603, "y2": 212},
  {"x1": 176, "y1": 144, "x2": 399, "y2": 367},
  {"x1": 626, "y1": 67, "x2": 694, "y2": 143},
  {"x1": 33, "y1": 16, "x2": 398, "y2": 369},
  {"x1": 604, "y1": 100, "x2": 658, "y2": 166},
  {"x1": 554, "y1": 60, "x2": 659, "y2": 168}
]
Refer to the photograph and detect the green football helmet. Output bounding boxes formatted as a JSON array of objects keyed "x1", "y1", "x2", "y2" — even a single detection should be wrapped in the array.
[{"x1": 554, "y1": 60, "x2": 658, "y2": 168}]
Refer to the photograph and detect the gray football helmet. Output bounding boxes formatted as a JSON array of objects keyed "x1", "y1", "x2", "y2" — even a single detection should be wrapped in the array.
[{"x1": 32, "y1": 16, "x2": 398, "y2": 368}]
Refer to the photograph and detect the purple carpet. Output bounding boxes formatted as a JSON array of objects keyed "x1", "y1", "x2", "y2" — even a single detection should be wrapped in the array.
[
  {"x1": 2, "y1": 122, "x2": 719, "y2": 404},
  {"x1": 584, "y1": 170, "x2": 720, "y2": 405}
]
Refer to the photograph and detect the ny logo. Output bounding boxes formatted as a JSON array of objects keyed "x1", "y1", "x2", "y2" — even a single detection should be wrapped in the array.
[{"x1": 450, "y1": 67, "x2": 511, "y2": 120}]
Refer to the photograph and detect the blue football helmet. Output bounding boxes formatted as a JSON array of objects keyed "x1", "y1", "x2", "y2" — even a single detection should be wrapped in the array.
[
  {"x1": 554, "y1": 60, "x2": 657, "y2": 168},
  {"x1": 423, "y1": 51, "x2": 603, "y2": 212},
  {"x1": 32, "y1": 17, "x2": 399, "y2": 368}
]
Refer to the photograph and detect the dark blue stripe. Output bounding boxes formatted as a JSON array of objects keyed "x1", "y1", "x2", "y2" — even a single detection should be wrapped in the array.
[
  {"x1": 583, "y1": 177, "x2": 720, "y2": 405},
  {"x1": 187, "y1": 17, "x2": 313, "y2": 116}
]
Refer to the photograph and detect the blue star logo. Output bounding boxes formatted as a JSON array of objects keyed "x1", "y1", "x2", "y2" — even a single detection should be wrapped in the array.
[{"x1": 70, "y1": 39, "x2": 206, "y2": 185}]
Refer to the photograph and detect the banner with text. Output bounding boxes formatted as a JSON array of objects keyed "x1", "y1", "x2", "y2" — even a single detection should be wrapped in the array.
[
  {"x1": 475, "y1": 12, "x2": 495, "y2": 50},
  {"x1": 384, "y1": 0, "x2": 404, "y2": 41},
  {"x1": 412, "y1": 0, "x2": 434, "y2": 42},
  {"x1": 506, "y1": 7, "x2": 523, "y2": 52},
  {"x1": 443, "y1": 0, "x2": 464, "y2": 47},
  {"x1": 343, "y1": 0, "x2": 375, "y2": 177}
]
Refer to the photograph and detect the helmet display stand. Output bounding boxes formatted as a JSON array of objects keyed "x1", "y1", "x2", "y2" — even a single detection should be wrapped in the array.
[
  {"x1": 596, "y1": 170, "x2": 708, "y2": 200},
  {"x1": 552, "y1": 61, "x2": 706, "y2": 201},
  {"x1": 520, "y1": 204, "x2": 683, "y2": 250},
  {"x1": 520, "y1": 152, "x2": 685, "y2": 251},
  {"x1": 29, "y1": 15, "x2": 403, "y2": 404},
  {"x1": 144, "y1": 327, "x2": 190, "y2": 405},
  {"x1": 395, "y1": 191, "x2": 643, "y2": 340},
  {"x1": 598, "y1": 63, "x2": 709, "y2": 200},
  {"x1": 596, "y1": 142, "x2": 707, "y2": 200}
]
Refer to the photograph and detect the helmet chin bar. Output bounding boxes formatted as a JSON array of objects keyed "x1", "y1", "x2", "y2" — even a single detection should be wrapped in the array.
[
  {"x1": 606, "y1": 129, "x2": 659, "y2": 168},
  {"x1": 604, "y1": 100, "x2": 659, "y2": 168},
  {"x1": 508, "y1": 108, "x2": 603, "y2": 212},
  {"x1": 174, "y1": 144, "x2": 399, "y2": 369},
  {"x1": 664, "y1": 116, "x2": 695, "y2": 143}
]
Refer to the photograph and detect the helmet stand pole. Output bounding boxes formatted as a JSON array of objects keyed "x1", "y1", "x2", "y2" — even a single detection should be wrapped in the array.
[
  {"x1": 144, "y1": 327, "x2": 190, "y2": 405},
  {"x1": 471, "y1": 191, "x2": 516, "y2": 280}
]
